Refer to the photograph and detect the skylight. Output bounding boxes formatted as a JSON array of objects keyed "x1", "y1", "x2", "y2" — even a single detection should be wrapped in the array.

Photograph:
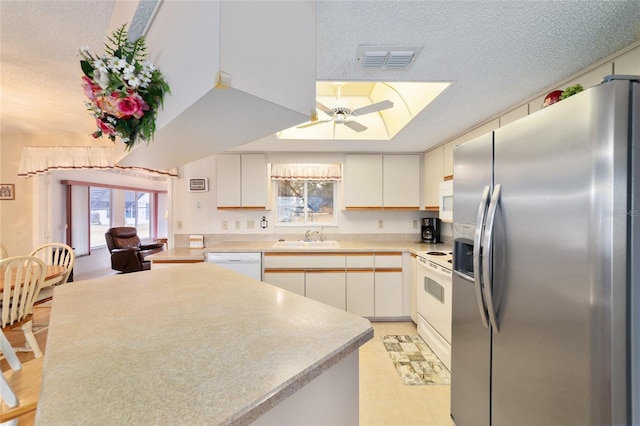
[{"x1": 277, "y1": 81, "x2": 450, "y2": 140}]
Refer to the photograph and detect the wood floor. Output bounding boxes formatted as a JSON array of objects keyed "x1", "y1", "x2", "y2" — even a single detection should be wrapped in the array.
[
  {"x1": 1, "y1": 302, "x2": 51, "y2": 426},
  {"x1": 2, "y1": 294, "x2": 453, "y2": 425}
]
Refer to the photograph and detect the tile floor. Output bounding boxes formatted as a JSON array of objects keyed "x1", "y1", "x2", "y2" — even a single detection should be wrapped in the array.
[{"x1": 361, "y1": 321, "x2": 454, "y2": 426}]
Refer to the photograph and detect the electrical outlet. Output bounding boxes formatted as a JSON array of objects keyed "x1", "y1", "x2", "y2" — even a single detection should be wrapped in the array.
[
  {"x1": 177, "y1": 221, "x2": 183, "y2": 230},
  {"x1": 247, "y1": 220, "x2": 255, "y2": 229},
  {"x1": 413, "y1": 220, "x2": 418, "y2": 229},
  {"x1": 235, "y1": 221, "x2": 241, "y2": 230},
  {"x1": 378, "y1": 220, "x2": 383, "y2": 229},
  {"x1": 221, "y1": 220, "x2": 228, "y2": 230}
]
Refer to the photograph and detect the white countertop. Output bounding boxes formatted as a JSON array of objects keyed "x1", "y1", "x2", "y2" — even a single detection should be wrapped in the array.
[
  {"x1": 37, "y1": 263, "x2": 373, "y2": 425},
  {"x1": 148, "y1": 240, "x2": 451, "y2": 262}
]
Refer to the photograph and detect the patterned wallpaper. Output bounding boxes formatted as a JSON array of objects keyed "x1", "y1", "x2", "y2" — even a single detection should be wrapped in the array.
[{"x1": 0, "y1": 133, "x2": 33, "y2": 256}]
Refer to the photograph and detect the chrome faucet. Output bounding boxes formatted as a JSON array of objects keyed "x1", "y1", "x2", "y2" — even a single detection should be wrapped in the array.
[{"x1": 304, "y1": 229, "x2": 320, "y2": 242}]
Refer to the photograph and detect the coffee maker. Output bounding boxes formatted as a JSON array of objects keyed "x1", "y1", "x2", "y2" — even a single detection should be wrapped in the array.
[{"x1": 421, "y1": 217, "x2": 441, "y2": 243}]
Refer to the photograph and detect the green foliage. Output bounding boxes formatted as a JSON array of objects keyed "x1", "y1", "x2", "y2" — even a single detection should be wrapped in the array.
[{"x1": 560, "y1": 84, "x2": 584, "y2": 100}]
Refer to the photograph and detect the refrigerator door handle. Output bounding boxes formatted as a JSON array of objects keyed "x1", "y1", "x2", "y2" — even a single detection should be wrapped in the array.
[
  {"x1": 473, "y1": 185, "x2": 491, "y2": 328},
  {"x1": 482, "y1": 184, "x2": 501, "y2": 334}
]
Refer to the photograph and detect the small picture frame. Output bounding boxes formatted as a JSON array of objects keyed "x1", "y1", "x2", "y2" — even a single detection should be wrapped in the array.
[
  {"x1": 0, "y1": 184, "x2": 15, "y2": 200},
  {"x1": 188, "y1": 178, "x2": 208, "y2": 192}
]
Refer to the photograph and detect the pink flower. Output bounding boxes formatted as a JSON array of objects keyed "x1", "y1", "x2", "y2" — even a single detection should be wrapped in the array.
[
  {"x1": 81, "y1": 76, "x2": 101, "y2": 101},
  {"x1": 116, "y1": 93, "x2": 149, "y2": 119},
  {"x1": 96, "y1": 118, "x2": 115, "y2": 135},
  {"x1": 97, "y1": 95, "x2": 120, "y2": 117}
]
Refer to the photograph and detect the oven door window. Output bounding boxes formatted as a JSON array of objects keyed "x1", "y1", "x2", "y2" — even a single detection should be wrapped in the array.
[{"x1": 425, "y1": 278, "x2": 445, "y2": 303}]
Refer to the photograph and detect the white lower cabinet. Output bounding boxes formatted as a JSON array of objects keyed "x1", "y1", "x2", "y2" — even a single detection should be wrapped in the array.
[
  {"x1": 374, "y1": 270, "x2": 404, "y2": 317},
  {"x1": 346, "y1": 270, "x2": 375, "y2": 317},
  {"x1": 263, "y1": 251, "x2": 405, "y2": 319},
  {"x1": 306, "y1": 271, "x2": 346, "y2": 310},
  {"x1": 374, "y1": 252, "x2": 404, "y2": 318}
]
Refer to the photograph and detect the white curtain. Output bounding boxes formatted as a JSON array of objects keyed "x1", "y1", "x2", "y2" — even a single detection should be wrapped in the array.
[
  {"x1": 71, "y1": 186, "x2": 90, "y2": 256},
  {"x1": 18, "y1": 146, "x2": 178, "y2": 178},
  {"x1": 270, "y1": 163, "x2": 341, "y2": 181}
]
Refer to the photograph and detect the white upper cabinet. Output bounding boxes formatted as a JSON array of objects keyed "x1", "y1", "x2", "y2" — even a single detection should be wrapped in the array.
[
  {"x1": 383, "y1": 155, "x2": 420, "y2": 209},
  {"x1": 423, "y1": 146, "x2": 444, "y2": 210},
  {"x1": 344, "y1": 154, "x2": 420, "y2": 210},
  {"x1": 216, "y1": 153, "x2": 267, "y2": 209},
  {"x1": 443, "y1": 141, "x2": 455, "y2": 178},
  {"x1": 614, "y1": 47, "x2": 640, "y2": 74},
  {"x1": 344, "y1": 155, "x2": 383, "y2": 209}
]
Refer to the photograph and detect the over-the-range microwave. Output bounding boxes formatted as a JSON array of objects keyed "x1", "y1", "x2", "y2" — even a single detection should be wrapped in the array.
[{"x1": 439, "y1": 180, "x2": 453, "y2": 223}]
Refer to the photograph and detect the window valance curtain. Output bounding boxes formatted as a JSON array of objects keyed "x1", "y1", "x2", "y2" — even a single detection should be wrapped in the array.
[
  {"x1": 270, "y1": 163, "x2": 341, "y2": 181},
  {"x1": 18, "y1": 147, "x2": 178, "y2": 178}
]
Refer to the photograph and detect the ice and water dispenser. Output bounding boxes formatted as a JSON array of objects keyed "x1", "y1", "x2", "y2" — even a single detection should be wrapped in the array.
[{"x1": 453, "y1": 238, "x2": 474, "y2": 279}]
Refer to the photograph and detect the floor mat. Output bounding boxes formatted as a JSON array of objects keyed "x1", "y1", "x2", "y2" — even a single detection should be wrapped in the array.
[{"x1": 381, "y1": 334, "x2": 451, "y2": 385}]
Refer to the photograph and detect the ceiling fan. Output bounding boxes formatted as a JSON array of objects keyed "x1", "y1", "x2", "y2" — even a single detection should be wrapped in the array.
[{"x1": 297, "y1": 84, "x2": 393, "y2": 132}]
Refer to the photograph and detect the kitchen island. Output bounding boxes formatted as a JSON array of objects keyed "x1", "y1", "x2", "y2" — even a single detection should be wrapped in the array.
[{"x1": 37, "y1": 263, "x2": 373, "y2": 425}]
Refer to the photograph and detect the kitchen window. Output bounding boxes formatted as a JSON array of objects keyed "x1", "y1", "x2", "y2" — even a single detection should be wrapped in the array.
[{"x1": 271, "y1": 163, "x2": 340, "y2": 226}]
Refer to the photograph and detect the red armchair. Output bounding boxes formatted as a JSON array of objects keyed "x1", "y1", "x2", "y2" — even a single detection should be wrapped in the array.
[{"x1": 105, "y1": 227, "x2": 165, "y2": 273}]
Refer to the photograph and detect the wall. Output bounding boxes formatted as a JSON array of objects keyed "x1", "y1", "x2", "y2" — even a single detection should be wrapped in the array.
[
  {"x1": 170, "y1": 153, "x2": 434, "y2": 247},
  {"x1": 0, "y1": 133, "x2": 113, "y2": 257}
]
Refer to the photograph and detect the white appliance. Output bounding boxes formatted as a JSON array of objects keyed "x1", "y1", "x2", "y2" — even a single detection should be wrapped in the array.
[
  {"x1": 438, "y1": 180, "x2": 453, "y2": 223},
  {"x1": 416, "y1": 250, "x2": 452, "y2": 369},
  {"x1": 206, "y1": 252, "x2": 262, "y2": 280},
  {"x1": 451, "y1": 76, "x2": 639, "y2": 425}
]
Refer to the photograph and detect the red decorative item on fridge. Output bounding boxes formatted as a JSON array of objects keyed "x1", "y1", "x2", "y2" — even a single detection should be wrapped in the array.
[{"x1": 542, "y1": 90, "x2": 564, "y2": 108}]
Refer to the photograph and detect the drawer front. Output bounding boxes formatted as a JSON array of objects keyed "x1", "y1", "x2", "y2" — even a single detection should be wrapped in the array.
[
  {"x1": 346, "y1": 253, "x2": 374, "y2": 268},
  {"x1": 374, "y1": 252, "x2": 403, "y2": 268},
  {"x1": 263, "y1": 253, "x2": 346, "y2": 269}
]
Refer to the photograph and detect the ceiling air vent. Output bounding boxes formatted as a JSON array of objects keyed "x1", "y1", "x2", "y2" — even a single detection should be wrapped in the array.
[{"x1": 357, "y1": 45, "x2": 423, "y2": 70}]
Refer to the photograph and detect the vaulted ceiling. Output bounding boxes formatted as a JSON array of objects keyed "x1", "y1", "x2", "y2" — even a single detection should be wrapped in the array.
[{"x1": 2, "y1": 1, "x2": 640, "y2": 156}]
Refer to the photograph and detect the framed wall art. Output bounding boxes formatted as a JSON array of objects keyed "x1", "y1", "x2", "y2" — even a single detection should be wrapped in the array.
[
  {"x1": 0, "y1": 184, "x2": 15, "y2": 200},
  {"x1": 188, "y1": 178, "x2": 208, "y2": 192}
]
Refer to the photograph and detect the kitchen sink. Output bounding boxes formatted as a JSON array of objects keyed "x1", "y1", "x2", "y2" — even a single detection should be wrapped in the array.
[{"x1": 272, "y1": 240, "x2": 340, "y2": 248}]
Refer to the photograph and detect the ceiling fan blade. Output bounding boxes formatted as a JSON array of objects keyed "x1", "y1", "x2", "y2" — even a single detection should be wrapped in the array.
[
  {"x1": 297, "y1": 119, "x2": 331, "y2": 129},
  {"x1": 344, "y1": 120, "x2": 367, "y2": 132},
  {"x1": 316, "y1": 101, "x2": 333, "y2": 115},
  {"x1": 351, "y1": 100, "x2": 394, "y2": 116}
]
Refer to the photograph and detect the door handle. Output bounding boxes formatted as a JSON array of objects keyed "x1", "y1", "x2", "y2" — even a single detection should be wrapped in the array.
[
  {"x1": 482, "y1": 184, "x2": 501, "y2": 333},
  {"x1": 473, "y1": 186, "x2": 491, "y2": 328}
]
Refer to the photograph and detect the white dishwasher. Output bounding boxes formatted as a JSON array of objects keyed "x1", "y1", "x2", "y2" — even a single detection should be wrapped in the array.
[{"x1": 206, "y1": 252, "x2": 262, "y2": 280}]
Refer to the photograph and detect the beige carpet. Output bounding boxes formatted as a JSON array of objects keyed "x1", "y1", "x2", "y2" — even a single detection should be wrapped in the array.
[{"x1": 382, "y1": 334, "x2": 451, "y2": 386}]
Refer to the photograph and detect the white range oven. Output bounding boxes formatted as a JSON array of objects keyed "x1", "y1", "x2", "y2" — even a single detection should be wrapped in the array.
[{"x1": 416, "y1": 250, "x2": 453, "y2": 369}]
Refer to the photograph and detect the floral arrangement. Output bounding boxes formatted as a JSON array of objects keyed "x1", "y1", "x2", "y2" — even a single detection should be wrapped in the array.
[{"x1": 79, "y1": 24, "x2": 170, "y2": 151}]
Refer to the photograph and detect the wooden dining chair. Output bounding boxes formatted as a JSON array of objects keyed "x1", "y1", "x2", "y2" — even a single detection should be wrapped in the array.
[
  {"x1": 0, "y1": 256, "x2": 46, "y2": 359},
  {"x1": 28, "y1": 243, "x2": 74, "y2": 288}
]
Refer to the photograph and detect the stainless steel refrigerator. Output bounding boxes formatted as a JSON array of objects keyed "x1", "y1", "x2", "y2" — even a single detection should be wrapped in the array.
[{"x1": 450, "y1": 76, "x2": 639, "y2": 426}]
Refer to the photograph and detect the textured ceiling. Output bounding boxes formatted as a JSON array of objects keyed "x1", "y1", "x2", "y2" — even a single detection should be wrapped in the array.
[
  {"x1": 0, "y1": 0, "x2": 115, "y2": 136},
  {"x1": 2, "y1": 1, "x2": 640, "y2": 155}
]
